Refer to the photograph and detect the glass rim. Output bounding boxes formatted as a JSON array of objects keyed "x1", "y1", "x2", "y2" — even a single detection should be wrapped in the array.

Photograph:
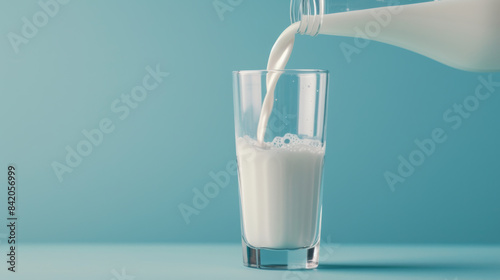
[{"x1": 233, "y1": 69, "x2": 329, "y2": 75}]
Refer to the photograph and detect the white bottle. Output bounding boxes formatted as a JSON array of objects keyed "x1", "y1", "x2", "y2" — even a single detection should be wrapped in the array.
[{"x1": 291, "y1": 0, "x2": 500, "y2": 72}]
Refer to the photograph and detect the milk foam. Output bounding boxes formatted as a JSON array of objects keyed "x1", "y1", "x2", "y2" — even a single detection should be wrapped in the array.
[{"x1": 239, "y1": 133, "x2": 324, "y2": 152}]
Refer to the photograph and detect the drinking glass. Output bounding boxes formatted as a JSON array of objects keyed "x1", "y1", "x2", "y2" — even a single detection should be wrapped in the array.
[{"x1": 232, "y1": 69, "x2": 329, "y2": 269}]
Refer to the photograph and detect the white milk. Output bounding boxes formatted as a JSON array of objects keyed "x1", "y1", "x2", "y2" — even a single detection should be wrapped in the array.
[
  {"x1": 257, "y1": 0, "x2": 500, "y2": 143},
  {"x1": 237, "y1": 134, "x2": 325, "y2": 249},
  {"x1": 256, "y1": 23, "x2": 300, "y2": 144}
]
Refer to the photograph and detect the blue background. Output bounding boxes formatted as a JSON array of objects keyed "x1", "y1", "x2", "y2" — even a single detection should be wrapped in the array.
[{"x1": 0, "y1": 0, "x2": 499, "y2": 245}]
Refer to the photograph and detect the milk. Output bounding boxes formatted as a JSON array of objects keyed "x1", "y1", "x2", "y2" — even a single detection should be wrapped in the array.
[
  {"x1": 257, "y1": 0, "x2": 500, "y2": 143},
  {"x1": 237, "y1": 134, "x2": 325, "y2": 249},
  {"x1": 256, "y1": 23, "x2": 299, "y2": 144}
]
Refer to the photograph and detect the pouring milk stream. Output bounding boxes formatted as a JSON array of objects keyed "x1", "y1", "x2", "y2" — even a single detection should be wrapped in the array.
[{"x1": 258, "y1": 0, "x2": 500, "y2": 144}]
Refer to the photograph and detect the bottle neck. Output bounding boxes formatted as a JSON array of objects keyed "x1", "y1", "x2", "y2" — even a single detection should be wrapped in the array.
[
  {"x1": 290, "y1": 0, "x2": 437, "y2": 36},
  {"x1": 290, "y1": 0, "x2": 324, "y2": 36}
]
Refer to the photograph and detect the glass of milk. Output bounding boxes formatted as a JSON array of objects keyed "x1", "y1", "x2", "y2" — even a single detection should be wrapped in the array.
[{"x1": 233, "y1": 69, "x2": 329, "y2": 269}]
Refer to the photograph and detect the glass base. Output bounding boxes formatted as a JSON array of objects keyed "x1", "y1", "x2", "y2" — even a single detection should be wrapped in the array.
[{"x1": 242, "y1": 241, "x2": 320, "y2": 270}]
